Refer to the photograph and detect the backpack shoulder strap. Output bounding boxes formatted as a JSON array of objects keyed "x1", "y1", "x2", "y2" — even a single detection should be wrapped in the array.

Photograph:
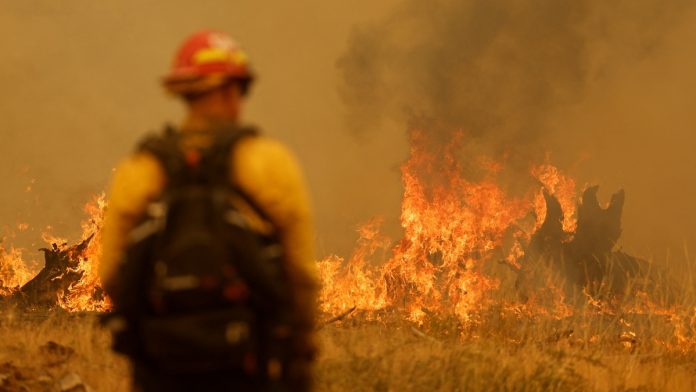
[
  {"x1": 136, "y1": 124, "x2": 186, "y2": 181},
  {"x1": 205, "y1": 124, "x2": 259, "y2": 184},
  {"x1": 205, "y1": 124, "x2": 275, "y2": 223}
]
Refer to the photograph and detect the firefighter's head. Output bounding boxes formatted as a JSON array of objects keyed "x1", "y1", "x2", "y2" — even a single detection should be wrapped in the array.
[{"x1": 163, "y1": 30, "x2": 254, "y2": 122}]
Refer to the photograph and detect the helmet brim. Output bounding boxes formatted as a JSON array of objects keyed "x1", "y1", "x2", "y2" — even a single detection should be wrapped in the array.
[{"x1": 162, "y1": 73, "x2": 254, "y2": 96}]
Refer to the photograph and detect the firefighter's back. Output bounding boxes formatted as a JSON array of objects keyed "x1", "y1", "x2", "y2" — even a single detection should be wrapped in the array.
[{"x1": 99, "y1": 30, "x2": 318, "y2": 392}]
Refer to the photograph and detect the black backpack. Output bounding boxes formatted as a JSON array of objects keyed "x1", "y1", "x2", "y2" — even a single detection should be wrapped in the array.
[{"x1": 106, "y1": 124, "x2": 295, "y2": 378}]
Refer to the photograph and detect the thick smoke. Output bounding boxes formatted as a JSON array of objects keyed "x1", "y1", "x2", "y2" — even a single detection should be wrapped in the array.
[
  {"x1": 336, "y1": 0, "x2": 696, "y2": 271},
  {"x1": 337, "y1": 0, "x2": 691, "y2": 157}
]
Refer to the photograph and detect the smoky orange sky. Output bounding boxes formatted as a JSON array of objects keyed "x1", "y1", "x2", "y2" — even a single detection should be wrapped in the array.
[{"x1": 1, "y1": 0, "x2": 695, "y2": 271}]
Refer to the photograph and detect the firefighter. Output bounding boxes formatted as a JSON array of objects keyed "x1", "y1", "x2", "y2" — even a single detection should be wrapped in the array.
[{"x1": 99, "y1": 30, "x2": 318, "y2": 391}]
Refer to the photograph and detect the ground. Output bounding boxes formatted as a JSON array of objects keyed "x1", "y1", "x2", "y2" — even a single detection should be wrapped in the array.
[{"x1": 0, "y1": 310, "x2": 694, "y2": 391}]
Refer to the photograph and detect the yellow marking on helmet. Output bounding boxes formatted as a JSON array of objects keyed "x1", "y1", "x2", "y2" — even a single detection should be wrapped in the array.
[
  {"x1": 194, "y1": 48, "x2": 231, "y2": 64},
  {"x1": 194, "y1": 48, "x2": 248, "y2": 66}
]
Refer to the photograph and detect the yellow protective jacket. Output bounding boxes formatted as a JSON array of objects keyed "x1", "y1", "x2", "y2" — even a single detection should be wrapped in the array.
[{"x1": 99, "y1": 124, "x2": 319, "y2": 353}]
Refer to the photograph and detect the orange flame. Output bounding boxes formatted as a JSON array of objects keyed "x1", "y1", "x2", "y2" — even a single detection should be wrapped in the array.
[
  {"x1": 55, "y1": 193, "x2": 111, "y2": 312},
  {"x1": 0, "y1": 247, "x2": 34, "y2": 295},
  {"x1": 532, "y1": 163, "x2": 578, "y2": 233},
  {"x1": 318, "y1": 130, "x2": 543, "y2": 324},
  {"x1": 0, "y1": 194, "x2": 111, "y2": 311}
]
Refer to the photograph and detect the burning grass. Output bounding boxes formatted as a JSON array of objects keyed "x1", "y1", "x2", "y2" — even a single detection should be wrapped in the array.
[{"x1": 315, "y1": 259, "x2": 696, "y2": 390}]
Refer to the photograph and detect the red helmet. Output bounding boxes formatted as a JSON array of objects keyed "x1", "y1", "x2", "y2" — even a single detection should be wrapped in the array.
[{"x1": 162, "y1": 30, "x2": 254, "y2": 96}]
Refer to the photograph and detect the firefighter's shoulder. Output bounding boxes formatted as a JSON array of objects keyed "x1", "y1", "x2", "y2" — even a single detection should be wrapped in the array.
[
  {"x1": 108, "y1": 152, "x2": 166, "y2": 216},
  {"x1": 232, "y1": 135, "x2": 311, "y2": 224}
]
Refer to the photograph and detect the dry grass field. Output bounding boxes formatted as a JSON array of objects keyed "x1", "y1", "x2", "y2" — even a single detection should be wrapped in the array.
[
  {"x1": 317, "y1": 316, "x2": 696, "y2": 391},
  {"x1": 1, "y1": 296, "x2": 695, "y2": 392},
  {"x1": 0, "y1": 311, "x2": 129, "y2": 391}
]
